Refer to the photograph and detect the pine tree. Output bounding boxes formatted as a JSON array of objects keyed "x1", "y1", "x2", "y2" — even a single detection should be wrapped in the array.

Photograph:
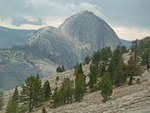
[
  {"x1": 74, "y1": 63, "x2": 83, "y2": 76},
  {"x1": 113, "y1": 46, "x2": 123, "y2": 65},
  {"x1": 100, "y1": 47, "x2": 112, "y2": 64},
  {"x1": 6, "y1": 98, "x2": 19, "y2": 113},
  {"x1": 42, "y1": 107, "x2": 47, "y2": 113},
  {"x1": 20, "y1": 76, "x2": 35, "y2": 112},
  {"x1": 108, "y1": 56, "x2": 116, "y2": 81},
  {"x1": 66, "y1": 80, "x2": 74, "y2": 103},
  {"x1": 56, "y1": 66, "x2": 66, "y2": 73},
  {"x1": 100, "y1": 72, "x2": 113, "y2": 102},
  {"x1": 92, "y1": 51, "x2": 101, "y2": 64},
  {"x1": 128, "y1": 56, "x2": 142, "y2": 85},
  {"x1": 128, "y1": 39, "x2": 142, "y2": 85},
  {"x1": 56, "y1": 76, "x2": 59, "y2": 82},
  {"x1": 121, "y1": 46, "x2": 128, "y2": 53},
  {"x1": 113, "y1": 58, "x2": 126, "y2": 86},
  {"x1": 19, "y1": 104, "x2": 27, "y2": 113},
  {"x1": 0, "y1": 92, "x2": 4, "y2": 110},
  {"x1": 52, "y1": 87, "x2": 61, "y2": 108},
  {"x1": 12, "y1": 86, "x2": 19, "y2": 101},
  {"x1": 6, "y1": 86, "x2": 20, "y2": 113},
  {"x1": 33, "y1": 74, "x2": 44, "y2": 106},
  {"x1": 89, "y1": 64, "x2": 99, "y2": 91},
  {"x1": 55, "y1": 76, "x2": 59, "y2": 86},
  {"x1": 99, "y1": 63, "x2": 106, "y2": 77},
  {"x1": 141, "y1": 48, "x2": 150, "y2": 66},
  {"x1": 83, "y1": 56, "x2": 91, "y2": 65},
  {"x1": 74, "y1": 73, "x2": 86, "y2": 101},
  {"x1": 52, "y1": 78, "x2": 74, "y2": 107},
  {"x1": 88, "y1": 73, "x2": 94, "y2": 90},
  {"x1": 43, "y1": 80, "x2": 52, "y2": 101},
  {"x1": 60, "y1": 78, "x2": 74, "y2": 104},
  {"x1": 20, "y1": 75, "x2": 44, "y2": 112},
  {"x1": 78, "y1": 63, "x2": 83, "y2": 74}
]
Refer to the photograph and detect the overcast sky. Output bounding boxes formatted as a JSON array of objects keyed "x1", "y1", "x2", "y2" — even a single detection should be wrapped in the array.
[{"x1": 0, "y1": 0, "x2": 150, "y2": 40}]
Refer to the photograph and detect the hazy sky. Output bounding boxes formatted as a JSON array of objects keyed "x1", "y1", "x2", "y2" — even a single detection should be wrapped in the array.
[{"x1": 0, "y1": 0, "x2": 149, "y2": 40}]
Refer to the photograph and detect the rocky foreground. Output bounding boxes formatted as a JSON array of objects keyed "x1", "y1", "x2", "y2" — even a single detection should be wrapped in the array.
[{"x1": 34, "y1": 70, "x2": 150, "y2": 113}]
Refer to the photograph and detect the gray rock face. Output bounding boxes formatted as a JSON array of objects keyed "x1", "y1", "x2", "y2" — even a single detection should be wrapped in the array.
[
  {"x1": 0, "y1": 50, "x2": 57, "y2": 91},
  {"x1": 26, "y1": 26, "x2": 81, "y2": 69},
  {"x1": 59, "y1": 11, "x2": 121, "y2": 57},
  {"x1": 0, "y1": 11, "x2": 121, "y2": 91}
]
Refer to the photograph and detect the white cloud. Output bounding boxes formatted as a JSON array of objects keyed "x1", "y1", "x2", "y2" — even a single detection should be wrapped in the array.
[
  {"x1": 113, "y1": 26, "x2": 150, "y2": 41},
  {"x1": 0, "y1": 0, "x2": 149, "y2": 40},
  {"x1": 0, "y1": 1, "x2": 102, "y2": 29},
  {"x1": 23, "y1": 0, "x2": 102, "y2": 17}
]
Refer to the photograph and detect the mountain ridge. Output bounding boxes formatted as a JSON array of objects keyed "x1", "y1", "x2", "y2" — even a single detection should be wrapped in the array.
[
  {"x1": 0, "y1": 26, "x2": 35, "y2": 48},
  {"x1": 0, "y1": 11, "x2": 121, "y2": 91}
]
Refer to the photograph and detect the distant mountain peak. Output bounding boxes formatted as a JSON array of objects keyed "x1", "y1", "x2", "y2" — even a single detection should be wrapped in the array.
[
  {"x1": 59, "y1": 11, "x2": 97, "y2": 28},
  {"x1": 59, "y1": 10, "x2": 121, "y2": 51}
]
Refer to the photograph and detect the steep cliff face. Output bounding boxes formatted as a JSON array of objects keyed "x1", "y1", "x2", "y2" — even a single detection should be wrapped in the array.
[{"x1": 59, "y1": 11, "x2": 121, "y2": 56}]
